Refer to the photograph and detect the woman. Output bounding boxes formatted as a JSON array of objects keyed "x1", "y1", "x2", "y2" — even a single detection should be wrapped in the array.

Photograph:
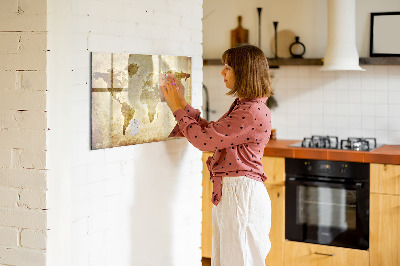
[{"x1": 161, "y1": 44, "x2": 273, "y2": 266}]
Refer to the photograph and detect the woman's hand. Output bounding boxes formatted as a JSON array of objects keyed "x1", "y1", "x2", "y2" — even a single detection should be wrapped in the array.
[{"x1": 161, "y1": 76, "x2": 186, "y2": 113}]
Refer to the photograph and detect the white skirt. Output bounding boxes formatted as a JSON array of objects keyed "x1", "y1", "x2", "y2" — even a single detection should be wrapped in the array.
[{"x1": 212, "y1": 176, "x2": 271, "y2": 266}]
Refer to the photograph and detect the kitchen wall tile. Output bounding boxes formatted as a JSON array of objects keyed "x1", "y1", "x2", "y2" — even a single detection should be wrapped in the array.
[
  {"x1": 375, "y1": 104, "x2": 389, "y2": 117},
  {"x1": 362, "y1": 129, "x2": 375, "y2": 138},
  {"x1": 374, "y1": 117, "x2": 389, "y2": 130},
  {"x1": 323, "y1": 115, "x2": 336, "y2": 129},
  {"x1": 298, "y1": 67, "x2": 311, "y2": 78},
  {"x1": 204, "y1": 65, "x2": 399, "y2": 144},
  {"x1": 374, "y1": 65, "x2": 388, "y2": 77},
  {"x1": 374, "y1": 90, "x2": 388, "y2": 104},
  {"x1": 387, "y1": 65, "x2": 400, "y2": 76},
  {"x1": 285, "y1": 66, "x2": 298, "y2": 77},
  {"x1": 374, "y1": 77, "x2": 388, "y2": 91},
  {"x1": 374, "y1": 130, "x2": 389, "y2": 144},
  {"x1": 348, "y1": 90, "x2": 362, "y2": 103},
  {"x1": 348, "y1": 71, "x2": 362, "y2": 90},
  {"x1": 388, "y1": 91, "x2": 400, "y2": 104},
  {"x1": 388, "y1": 76, "x2": 400, "y2": 91},
  {"x1": 361, "y1": 90, "x2": 375, "y2": 103},
  {"x1": 361, "y1": 73, "x2": 375, "y2": 91},
  {"x1": 349, "y1": 116, "x2": 362, "y2": 129},
  {"x1": 361, "y1": 104, "x2": 375, "y2": 117},
  {"x1": 336, "y1": 103, "x2": 349, "y2": 116},
  {"x1": 349, "y1": 128, "x2": 363, "y2": 137},
  {"x1": 310, "y1": 66, "x2": 323, "y2": 77},
  {"x1": 323, "y1": 103, "x2": 336, "y2": 115},
  {"x1": 310, "y1": 77, "x2": 324, "y2": 89},
  {"x1": 298, "y1": 77, "x2": 311, "y2": 89},
  {"x1": 389, "y1": 104, "x2": 400, "y2": 117},
  {"x1": 388, "y1": 117, "x2": 400, "y2": 131},
  {"x1": 362, "y1": 116, "x2": 375, "y2": 130},
  {"x1": 388, "y1": 131, "x2": 400, "y2": 143},
  {"x1": 336, "y1": 90, "x2": 349, "y2": 103},
  {"x1": 286, "y1": 77, "x2": 299, "y2": 89},
  {"x1": 336, "y1": 115, "x2": 349, "y2": 129},
  {"x1": 322, "y1": 70, "x2": 335, "y2": 78},
  {"x1": 348, "y1": 103, "x2": 362, "y2": 116}
]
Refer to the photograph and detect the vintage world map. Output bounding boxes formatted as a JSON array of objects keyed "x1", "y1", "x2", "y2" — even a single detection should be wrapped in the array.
[{"x1": 91, "y1": 52, "x2": 191, "y2": 149}]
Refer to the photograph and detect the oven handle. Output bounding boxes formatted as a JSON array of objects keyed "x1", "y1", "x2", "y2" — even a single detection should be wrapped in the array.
[{"x1": 286, "y1": 177, "x2": 364, "y2": 189}]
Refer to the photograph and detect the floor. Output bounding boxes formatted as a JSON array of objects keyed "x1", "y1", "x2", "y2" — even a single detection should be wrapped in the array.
[{"x1": 202, "y1": 257, "x2": 211, "y2": 266}]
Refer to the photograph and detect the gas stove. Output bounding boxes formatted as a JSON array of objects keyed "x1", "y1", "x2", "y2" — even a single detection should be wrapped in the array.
[{"x1": 289, "y1": 135, "x2": 381, "y2": 151}]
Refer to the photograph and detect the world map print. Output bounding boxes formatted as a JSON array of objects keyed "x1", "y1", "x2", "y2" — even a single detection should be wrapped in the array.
[{"x1": 91, "y1": 52, "x2": 191, "y2": 149}]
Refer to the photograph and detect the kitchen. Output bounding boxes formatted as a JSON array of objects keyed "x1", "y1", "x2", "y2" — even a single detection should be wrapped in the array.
[{"x1": 202, "y1": 0, "x2": 400, "y2": 265}]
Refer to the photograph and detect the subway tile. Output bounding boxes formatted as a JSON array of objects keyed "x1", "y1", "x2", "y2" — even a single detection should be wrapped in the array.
[
  {"x1": 348, "y1": 103, "x2": 362, "y2": 116},
  {"x1": 374, "y1": 117, "x2": 389, "y2": 130},
  {"x1": 374, "y1": 77, "x2": 388, "y2": 91},
  {"x1": 374, "y1": 130, "x2": 389, "y2": 144},
  {"x1": 361, "y1": 104, "x2": 375, "y2": 116},
  {"x1": 388, "y1": 131, "x2": 400, "y2": 143},
  {"x1": 374, "y1": 90, "x2": 388, "y2": 104},
  {"x1": 388, "y1": 91, "x2": 400, "y2": 104},
  {"x1": 348, "y1": 116, "x2": 362, "y2": 129},
  {"x1": 374, "y1": 65, "x2": 388, "y2": 77},
  {"x1": 388, "y1": 117, "x2": 400, "y2": 131},
  {"x1": 362, "y1": 116, "x2": 375, "y2": 130},
  {"x1": 361, "y1": 90, "x2": 375, "y2": 104},
  {"x1": 375, "y1": 104, "x2": 389, "y2": 117},
  {"x1": 284, "y1": 66, "x2": 298, "y2": 77},
  {"x1": 388, "y1": 104, "x2": 400, "y2": 117},
  {"x1": 348, "y1": 90, "x2": 362, "y2": 103}
]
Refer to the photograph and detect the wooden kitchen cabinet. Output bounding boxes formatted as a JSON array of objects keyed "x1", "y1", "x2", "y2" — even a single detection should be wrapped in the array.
[
  {"x1": 262, "y1": 156, "x2": 285, "y2": 266},
  {"x1": 284, "y1": 241, "x2": 369, "y2": 266},
  {"x1": 370, "y1": 163, "x2": 400, "y2": 266},
  {"x1": 202, "y1": 152, "x2": 213, "y2": 258},
  {"x1": 370, "y1": 163, "x2": 400, "y2": 195},
  {"x1": 201, "y1": 154, "x2": 286, "y2": 266}
]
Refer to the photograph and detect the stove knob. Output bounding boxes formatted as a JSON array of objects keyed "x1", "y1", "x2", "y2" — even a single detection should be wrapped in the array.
[{"x1": 340, "y1": 164, "x2": 347, "y2": 174}]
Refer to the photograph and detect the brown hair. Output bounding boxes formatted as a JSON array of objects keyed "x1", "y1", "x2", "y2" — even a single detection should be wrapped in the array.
[{"x1": 221, "y1": 44, "x2": 273, "y2": 99}]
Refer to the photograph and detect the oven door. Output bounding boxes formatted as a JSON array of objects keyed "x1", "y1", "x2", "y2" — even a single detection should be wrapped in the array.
[{"x1": 285, "y1": 177, "x2": 369, "y2": 250}]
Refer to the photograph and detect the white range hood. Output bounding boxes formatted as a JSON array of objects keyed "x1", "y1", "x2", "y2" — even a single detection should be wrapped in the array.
[{"x1": 320, "y1": 0, "x2": 365, "y2": 71}]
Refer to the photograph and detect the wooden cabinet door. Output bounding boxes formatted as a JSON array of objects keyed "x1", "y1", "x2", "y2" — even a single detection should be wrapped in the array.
[
  {"x1": 370, "y1": 163, "x2": 400, "y2": 195},
  {"x1": 370, "y1": 193, "x2": 400, "y2": 266},
  {"x1": 284, "y1": 241, "x2": 369, "y2": 266},
  {"x1": 201, "y1": 152, "x2": 213, "y2": 258},
  {"x1": 262, "y1": 156, "x2": 285, "y2": 186},
  {"x1": 264, "y1": 184, "x2": 284, "y2": 266}
]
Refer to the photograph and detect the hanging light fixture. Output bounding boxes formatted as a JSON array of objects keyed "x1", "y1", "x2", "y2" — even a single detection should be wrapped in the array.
[{"x1": 320, "y1": 0, "x2": 365, "y2": 71}]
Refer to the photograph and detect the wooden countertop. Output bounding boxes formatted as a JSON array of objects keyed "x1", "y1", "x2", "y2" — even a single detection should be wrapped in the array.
[{"x1": 263, "y1": 139, "x2": 400, "y2": 165}]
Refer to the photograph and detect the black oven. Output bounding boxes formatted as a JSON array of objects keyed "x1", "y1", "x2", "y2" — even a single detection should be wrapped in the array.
[{"x1": 285, "y1": 158, "x2": 369, "y2": 250}]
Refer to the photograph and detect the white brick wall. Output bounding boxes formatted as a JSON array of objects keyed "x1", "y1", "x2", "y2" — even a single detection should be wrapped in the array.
[
  {"x1": 0, "y1": 0, "x2": 48, "y2": 265},
  {"x1": 47, "y1": 1, "x2": 203, "y2": 266}
]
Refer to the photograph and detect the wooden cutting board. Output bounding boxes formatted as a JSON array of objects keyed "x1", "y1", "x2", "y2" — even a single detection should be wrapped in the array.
[{"x1": 231, "y1": 16, "x2": 249, "y2": 48}]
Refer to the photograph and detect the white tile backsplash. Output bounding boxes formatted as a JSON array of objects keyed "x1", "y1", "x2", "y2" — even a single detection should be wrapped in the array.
[{"x1": 203, "y1": 64, "x2": 400, "y2": 144}]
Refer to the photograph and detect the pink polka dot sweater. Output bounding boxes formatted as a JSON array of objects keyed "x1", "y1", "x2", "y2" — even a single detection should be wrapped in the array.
[{"x1": 170, "y1": 97, "x2": 271, "y2": 206}]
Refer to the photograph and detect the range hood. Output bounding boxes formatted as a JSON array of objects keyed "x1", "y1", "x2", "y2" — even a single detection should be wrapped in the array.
[{"x1": 320, "y1": 0, "x2": 365, "y2": 71}]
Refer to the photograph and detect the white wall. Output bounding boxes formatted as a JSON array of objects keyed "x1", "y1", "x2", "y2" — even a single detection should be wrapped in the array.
[
  {"x1": 47, "y1": 0, "x2": 203, "y2": 266},
  {"x1": 203, "y1": 0, "x2": 400, "y2": 58},
  {"x1": 0, "y1": 0, "x2": 48, "y2": 265},
  {"x1": 203, "y1": 0, "x2": 400, "y2": 145}
]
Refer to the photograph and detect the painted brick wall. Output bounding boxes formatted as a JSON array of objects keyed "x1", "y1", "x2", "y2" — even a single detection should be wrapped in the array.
[
  {"x1": 0, "y1": 0, "x2": 48, "y2": 265},
  {"x1": 46, "y1": 0, "x2": 203, "y2": 266}
]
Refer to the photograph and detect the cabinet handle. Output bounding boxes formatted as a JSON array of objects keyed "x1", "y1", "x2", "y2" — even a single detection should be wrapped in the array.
[{"x1": 314, "y1": 252, "x2": 335, "y2": 257}]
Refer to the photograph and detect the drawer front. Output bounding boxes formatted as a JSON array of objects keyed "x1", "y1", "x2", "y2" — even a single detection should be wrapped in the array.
[{"x1": 284, "y1": 241, "x2": 369, "y2": 266}]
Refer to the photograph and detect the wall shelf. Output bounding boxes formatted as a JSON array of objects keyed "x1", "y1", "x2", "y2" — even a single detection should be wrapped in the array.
[{"x1": 203, "y1": 57, "x2": 400, "y2": 67}]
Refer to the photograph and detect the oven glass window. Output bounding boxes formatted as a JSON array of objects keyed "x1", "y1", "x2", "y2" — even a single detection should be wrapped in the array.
[{"x1": 297, "y1": 186, "x2": 356, "y2": 230}]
